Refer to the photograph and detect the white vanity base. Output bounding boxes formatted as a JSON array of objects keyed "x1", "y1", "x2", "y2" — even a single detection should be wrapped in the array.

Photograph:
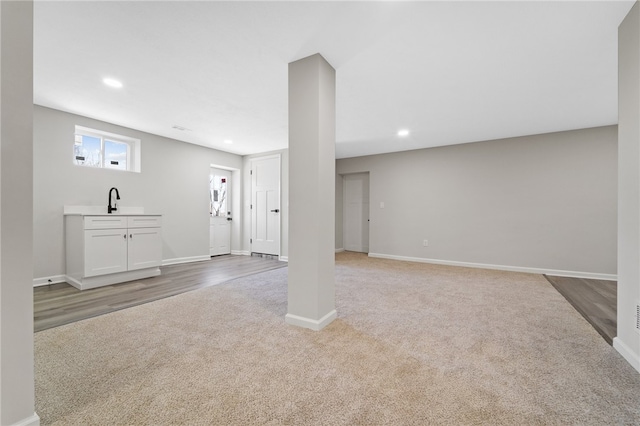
[
  {"x1": 64, "y1": 207, "x2": 163, "y2": 291},
  {"x1": 65, "y1": 267, "x2": 161, "y2": 291}
]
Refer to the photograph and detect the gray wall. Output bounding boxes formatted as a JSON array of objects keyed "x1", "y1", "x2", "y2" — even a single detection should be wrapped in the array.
[
  {"x1": 336, "y1": 126, "x2": 617, "y2": 277},
  {"x1": 616, "y1": 2, "x2": 640, "y2": 372},
  {"x1": 34, "y1": 106, "x2": 243, "y2": 281}
]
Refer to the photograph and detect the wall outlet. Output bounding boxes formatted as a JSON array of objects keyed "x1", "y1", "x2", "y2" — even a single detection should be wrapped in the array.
[
  {"x1": 380, "y1": 202, "x2": 385, "y2": 209},
  {"x1": 423, "y1": 239, "x2": 428, "y2": 247}
]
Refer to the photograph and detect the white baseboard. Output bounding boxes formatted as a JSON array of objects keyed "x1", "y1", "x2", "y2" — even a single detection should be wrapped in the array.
[
  {"x1": 231, "y1": 250, "x2": 250, "y2": 256},
  {"x1": 335, "y1": 248, "x2": 345, "y2": 253},
  {"x1": 279, "y1": 256, "x2": 288, "y2": 262},
  {"x1": 285, "y1": 309, "x2": 337, "y2": 331},
  {"x1": 162, "y1": 255, "x2": 210, "y2": 266},
  {"x1": 367, "y1": 253, "x2": 617, "y2": 281},
  {"x1": 34, "y1": 255, "x2": 214, "y2": 287},
  {"x1": 33, "y1": 275, "x2": 66, "y2": 287},
  {"x1": 11, "y1": 412, "x2": 40, "y2": 426},
  {"x1": 613, "y1": 337, "x2": 640, "y2": 374}
]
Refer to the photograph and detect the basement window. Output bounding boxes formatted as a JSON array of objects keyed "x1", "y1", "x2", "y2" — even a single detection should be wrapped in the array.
[{"x1": 74, "y1": 126, "x2": 141, "y2": 173}]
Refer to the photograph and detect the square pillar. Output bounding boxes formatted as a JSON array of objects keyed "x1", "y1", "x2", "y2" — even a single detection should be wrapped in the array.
[
  {"x1": 0, "y1": 1, "x2": 39, "y2": 424},
  {"x1": 286, "y1": 54, "x2": 337, "y2": 330},
  {"x1": 616, "y1": 2, "x2": 640, "y2": 374}
]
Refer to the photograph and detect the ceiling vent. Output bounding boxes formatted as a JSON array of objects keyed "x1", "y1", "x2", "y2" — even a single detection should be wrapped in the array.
[
  {"x1": 636, "y1": 302, "x2": 640, "y2": 334},
  {"x1": 172, "y1": 125, "x2": 191, "y2": 131}
]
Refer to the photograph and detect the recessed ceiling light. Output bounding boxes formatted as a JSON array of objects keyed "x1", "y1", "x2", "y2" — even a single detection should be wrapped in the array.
[
  {"x1": 103, "y1": 78, "x2": 123, "y2": 88},
  {"x1": 223, "y1": 140, "x2": 233, "y2": 145},
  {"x1": 397, "y1": 129, "x2": 410, "y2": 137}
]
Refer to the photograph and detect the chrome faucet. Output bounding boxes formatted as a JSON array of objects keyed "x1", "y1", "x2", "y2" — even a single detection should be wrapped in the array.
[{"x1": 108, "y1": 187, "x2": 120, "y2": 214}]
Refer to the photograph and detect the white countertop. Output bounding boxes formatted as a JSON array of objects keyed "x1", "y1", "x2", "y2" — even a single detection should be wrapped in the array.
[{"x1": 63, "y1": 206, "x2": 160, "y2": 216}]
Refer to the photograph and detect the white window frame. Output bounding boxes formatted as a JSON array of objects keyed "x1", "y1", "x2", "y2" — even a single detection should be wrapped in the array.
[{"x1": 74, "y1": 125, "x2": 141, "y2": 173}]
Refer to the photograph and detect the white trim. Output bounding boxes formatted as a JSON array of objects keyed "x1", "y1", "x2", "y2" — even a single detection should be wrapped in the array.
[
  {"x1": 279, "y1": 256, "x2": 288, "y2": 262},
  {"x1": 613, "y1": 337, "x2": 640, "y2": 374},
  {"x1": 11, "y1": 412, "x2": 40, "y2": 426},
  {"x1": 248, "y1": 153, "x2": 281, "y2": 162},
  {"x1": 162, "y1": 255, "x2": 211, "y2": 266},
  {"x1": 335, "y1": 248, "x2": 345, "y2": 253},
  {"x1": 75, "y1": 125, "x2": 139, "y2": 144},
  {"x1": 285, "y1": 310, "x2": 337, "y2": 331},
  {"x1": 210, "y1": 163, "x2": 240, "y2": 172},
  {"x1": 367, "y1": 253, "x2": 617, "y2": 281},
  {"x1": 33, "y1": 275, "x2": 66, "y2": 287},
  {"x1": 231, "y1": 250, "x2": 250, "y2": 256}
]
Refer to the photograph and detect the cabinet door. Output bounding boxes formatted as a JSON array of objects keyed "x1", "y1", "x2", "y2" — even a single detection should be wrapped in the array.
[
  {"x1": 128, "y1": 227, "x2": 162, "y2": 271},
  {"x1": 84, "y1": 229, "x2": 128, "y2": 277}
]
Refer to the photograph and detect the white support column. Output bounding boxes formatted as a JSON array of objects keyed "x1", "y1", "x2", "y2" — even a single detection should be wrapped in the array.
[
  {"x1": 286, "y1": 54, "x2": 337, "y2": 331},
  {"x1": 616, "y1": 2, "x2": 640, "y2": 374},
  {"x1": 0, "y1": 1, "x2": 39, "y2": 425}
]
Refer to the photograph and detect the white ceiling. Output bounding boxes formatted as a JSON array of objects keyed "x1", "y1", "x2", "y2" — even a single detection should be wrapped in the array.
[{"x1": 34, "y1": 1, "x2": 635, "y2": 159}]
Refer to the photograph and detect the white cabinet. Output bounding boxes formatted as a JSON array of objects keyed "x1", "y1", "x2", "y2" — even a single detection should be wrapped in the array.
[{"x1": 65, "y1": 215, "x2": 162, "y2": 290}]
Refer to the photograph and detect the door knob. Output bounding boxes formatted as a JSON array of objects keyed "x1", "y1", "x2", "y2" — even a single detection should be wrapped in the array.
[{"x1": 271, "y1": 209, "x2": 280, "y2": 213}]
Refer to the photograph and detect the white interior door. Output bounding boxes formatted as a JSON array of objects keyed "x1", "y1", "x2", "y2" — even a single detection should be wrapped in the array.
[
  {"x1": 343, "y1": 173, "x2": 370, "y2": 253},
  {"x1": 210, "y1": 168, "x2": 231, "y2": 256},
  {"x1": 251, "y1": 156, "x2": 280, "y2": 255}
]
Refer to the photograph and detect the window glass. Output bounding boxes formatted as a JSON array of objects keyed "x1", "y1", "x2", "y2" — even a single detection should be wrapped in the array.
[
  {"x1": 74, "y1": 135, "x2": 102, "y2": 167},
  {"x1": 210, "y1": 174, "x2": 228, "y2": 217},
  {"x1": 104, "y1": 139, "x2": 128, "y2": 171}
]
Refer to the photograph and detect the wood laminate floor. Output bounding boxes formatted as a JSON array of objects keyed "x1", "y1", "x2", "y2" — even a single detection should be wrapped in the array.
[
  {"x1": 34, "y1": 255, "x2": 287, "y2": 332},
  {"x1": 544, "y1": 275, "x2": 617, "y2": 345}
]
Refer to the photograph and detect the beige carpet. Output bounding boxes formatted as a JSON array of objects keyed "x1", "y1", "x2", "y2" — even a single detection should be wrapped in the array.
[{"x1": 35, "y1": 252, "x2": 640, "y2": 425}]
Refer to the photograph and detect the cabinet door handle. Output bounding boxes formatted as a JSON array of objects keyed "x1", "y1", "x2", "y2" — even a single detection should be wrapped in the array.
[
  {"x1": 130, "y1": 234, "x2": 133, "y2": 239},
  {"x1": 124, "y1": 234, "x2": 127, "y2": 239},
  {"x1": 270, "y1": 209, "x2": 280, "y2": 213}
]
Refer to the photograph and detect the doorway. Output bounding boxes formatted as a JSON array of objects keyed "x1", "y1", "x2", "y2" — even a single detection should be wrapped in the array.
[
  {"x1": 251, "y1": 155, "x2": 281, "y2": 256},
  {"x1": 210, "y1": 168, "x2": 231, "y2": 256},
  {"x1": 343, "y1": 172, "x2": 370, "y2": 253}
]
